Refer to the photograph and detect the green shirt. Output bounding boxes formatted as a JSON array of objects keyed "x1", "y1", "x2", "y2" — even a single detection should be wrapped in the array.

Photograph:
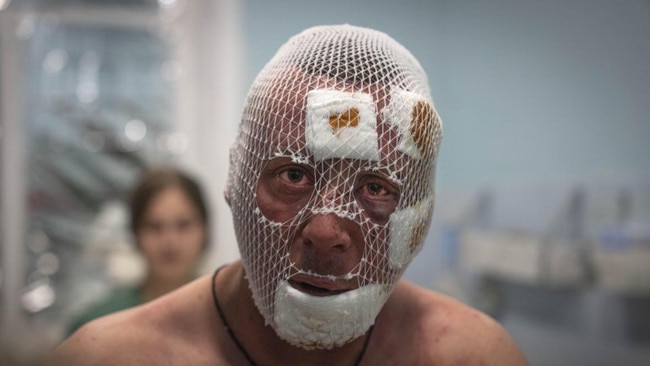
[{"x1": 68, "y1": 286, "x2": 142, "y2": 336}]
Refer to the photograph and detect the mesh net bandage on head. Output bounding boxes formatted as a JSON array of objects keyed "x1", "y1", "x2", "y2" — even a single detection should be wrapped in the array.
[{"x1": 225, "y1": 24, "x2": 443, "y2": 350}]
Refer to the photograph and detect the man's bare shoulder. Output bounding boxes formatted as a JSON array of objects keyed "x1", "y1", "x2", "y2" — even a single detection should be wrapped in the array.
[
  {"x1": 48, "y1": 275, "x2": 220, "y2": 366},
  {"x1": 376, "y1": 280, "x2": 528, "y2": 365},
  {"x1": 48, "y1": 306, "x2": 162, "y2": 366}
]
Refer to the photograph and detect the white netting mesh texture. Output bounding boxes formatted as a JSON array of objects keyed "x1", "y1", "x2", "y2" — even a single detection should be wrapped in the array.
[{"x1": 225, "y1": 24, "x2": 443, "y2": 349}]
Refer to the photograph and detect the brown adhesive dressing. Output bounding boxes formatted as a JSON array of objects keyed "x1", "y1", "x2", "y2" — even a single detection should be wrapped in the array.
[
  {"x1": 410, "y1": 101, "x2": 436, "y2": 159},
  {"x1": 329, "y1": 108, "x2": 360, "y2": 133}
]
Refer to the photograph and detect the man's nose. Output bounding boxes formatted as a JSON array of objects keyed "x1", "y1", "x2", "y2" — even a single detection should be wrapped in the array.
[{"x1": 301, "y1": 213, "x2": 353, "y2": 253}]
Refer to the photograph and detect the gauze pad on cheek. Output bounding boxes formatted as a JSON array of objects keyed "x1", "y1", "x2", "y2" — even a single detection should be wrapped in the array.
[
  {"x1": 389, "y1": 195, "x2": 434, "y2": 269},
  {"x1": 273, "y1": 281, "x2": 387, "y2": 350}
]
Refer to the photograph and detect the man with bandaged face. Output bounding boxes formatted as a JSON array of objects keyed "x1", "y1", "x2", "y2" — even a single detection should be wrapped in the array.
[{"x1": 51, "y1": 25, "x2": 527, "y2": 365}]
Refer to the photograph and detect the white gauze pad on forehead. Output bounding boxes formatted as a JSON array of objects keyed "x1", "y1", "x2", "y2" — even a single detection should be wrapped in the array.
[
  {"x1": 306, "y1": 89, "x2": 379, "y2": 162},
  {"x1": 383, "y1": 88, "x2": 429, "y2": 160}
]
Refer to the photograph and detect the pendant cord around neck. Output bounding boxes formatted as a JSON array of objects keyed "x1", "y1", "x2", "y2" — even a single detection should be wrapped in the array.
[
  {"x1": 211, "y1": 267, "x2": 373, "y2": 366},
  {"x1": 212, "y1": 267, "x2": 258, "y2": 366}
]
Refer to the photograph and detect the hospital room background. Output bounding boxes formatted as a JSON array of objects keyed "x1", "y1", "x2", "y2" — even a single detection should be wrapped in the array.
[{"x1": 1, "y1": 0, "x2": 649, "y2": 365}]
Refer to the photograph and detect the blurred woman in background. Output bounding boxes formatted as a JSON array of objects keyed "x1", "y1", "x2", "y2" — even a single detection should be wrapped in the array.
[{"x1": 68, "y1": 167, "x2": 210, "y2": 334}]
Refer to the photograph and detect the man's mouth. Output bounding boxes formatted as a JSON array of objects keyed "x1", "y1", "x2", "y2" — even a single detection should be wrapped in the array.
[{"x1": 288, "y1": 277, "x2": 352, "y2": 297}]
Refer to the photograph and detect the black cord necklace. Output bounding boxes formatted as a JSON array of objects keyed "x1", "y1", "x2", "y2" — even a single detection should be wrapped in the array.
[{"x1": 211, "y1": 267, "x2": 374, "y2": 366}]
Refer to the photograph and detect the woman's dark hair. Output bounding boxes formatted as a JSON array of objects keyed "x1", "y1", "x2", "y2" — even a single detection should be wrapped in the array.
[{"x1": 129, "y1": 167, "x2": 210, "y2": 250}]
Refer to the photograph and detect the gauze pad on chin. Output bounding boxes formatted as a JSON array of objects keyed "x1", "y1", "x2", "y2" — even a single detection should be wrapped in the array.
[{"x1": 273, "y1": 281, "x2": 387, "y2": 350}]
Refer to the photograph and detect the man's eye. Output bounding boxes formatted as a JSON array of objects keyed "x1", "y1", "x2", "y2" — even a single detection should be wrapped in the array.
[
  {"x1": 366, "y1": 182, "x2": 387, "y2": 196},
  {"x1": 285, "y1": 168, "x2": 304, "y2": 183},
  {"x1": 356, "y1": 175, "x2": 399, "y2": 201},
  {"x1": 354, "y1": 174, "x2": 400, "y2": 225},
  {"x1": 278, "y1": 167, "x2": 311, "y2": 187}
]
